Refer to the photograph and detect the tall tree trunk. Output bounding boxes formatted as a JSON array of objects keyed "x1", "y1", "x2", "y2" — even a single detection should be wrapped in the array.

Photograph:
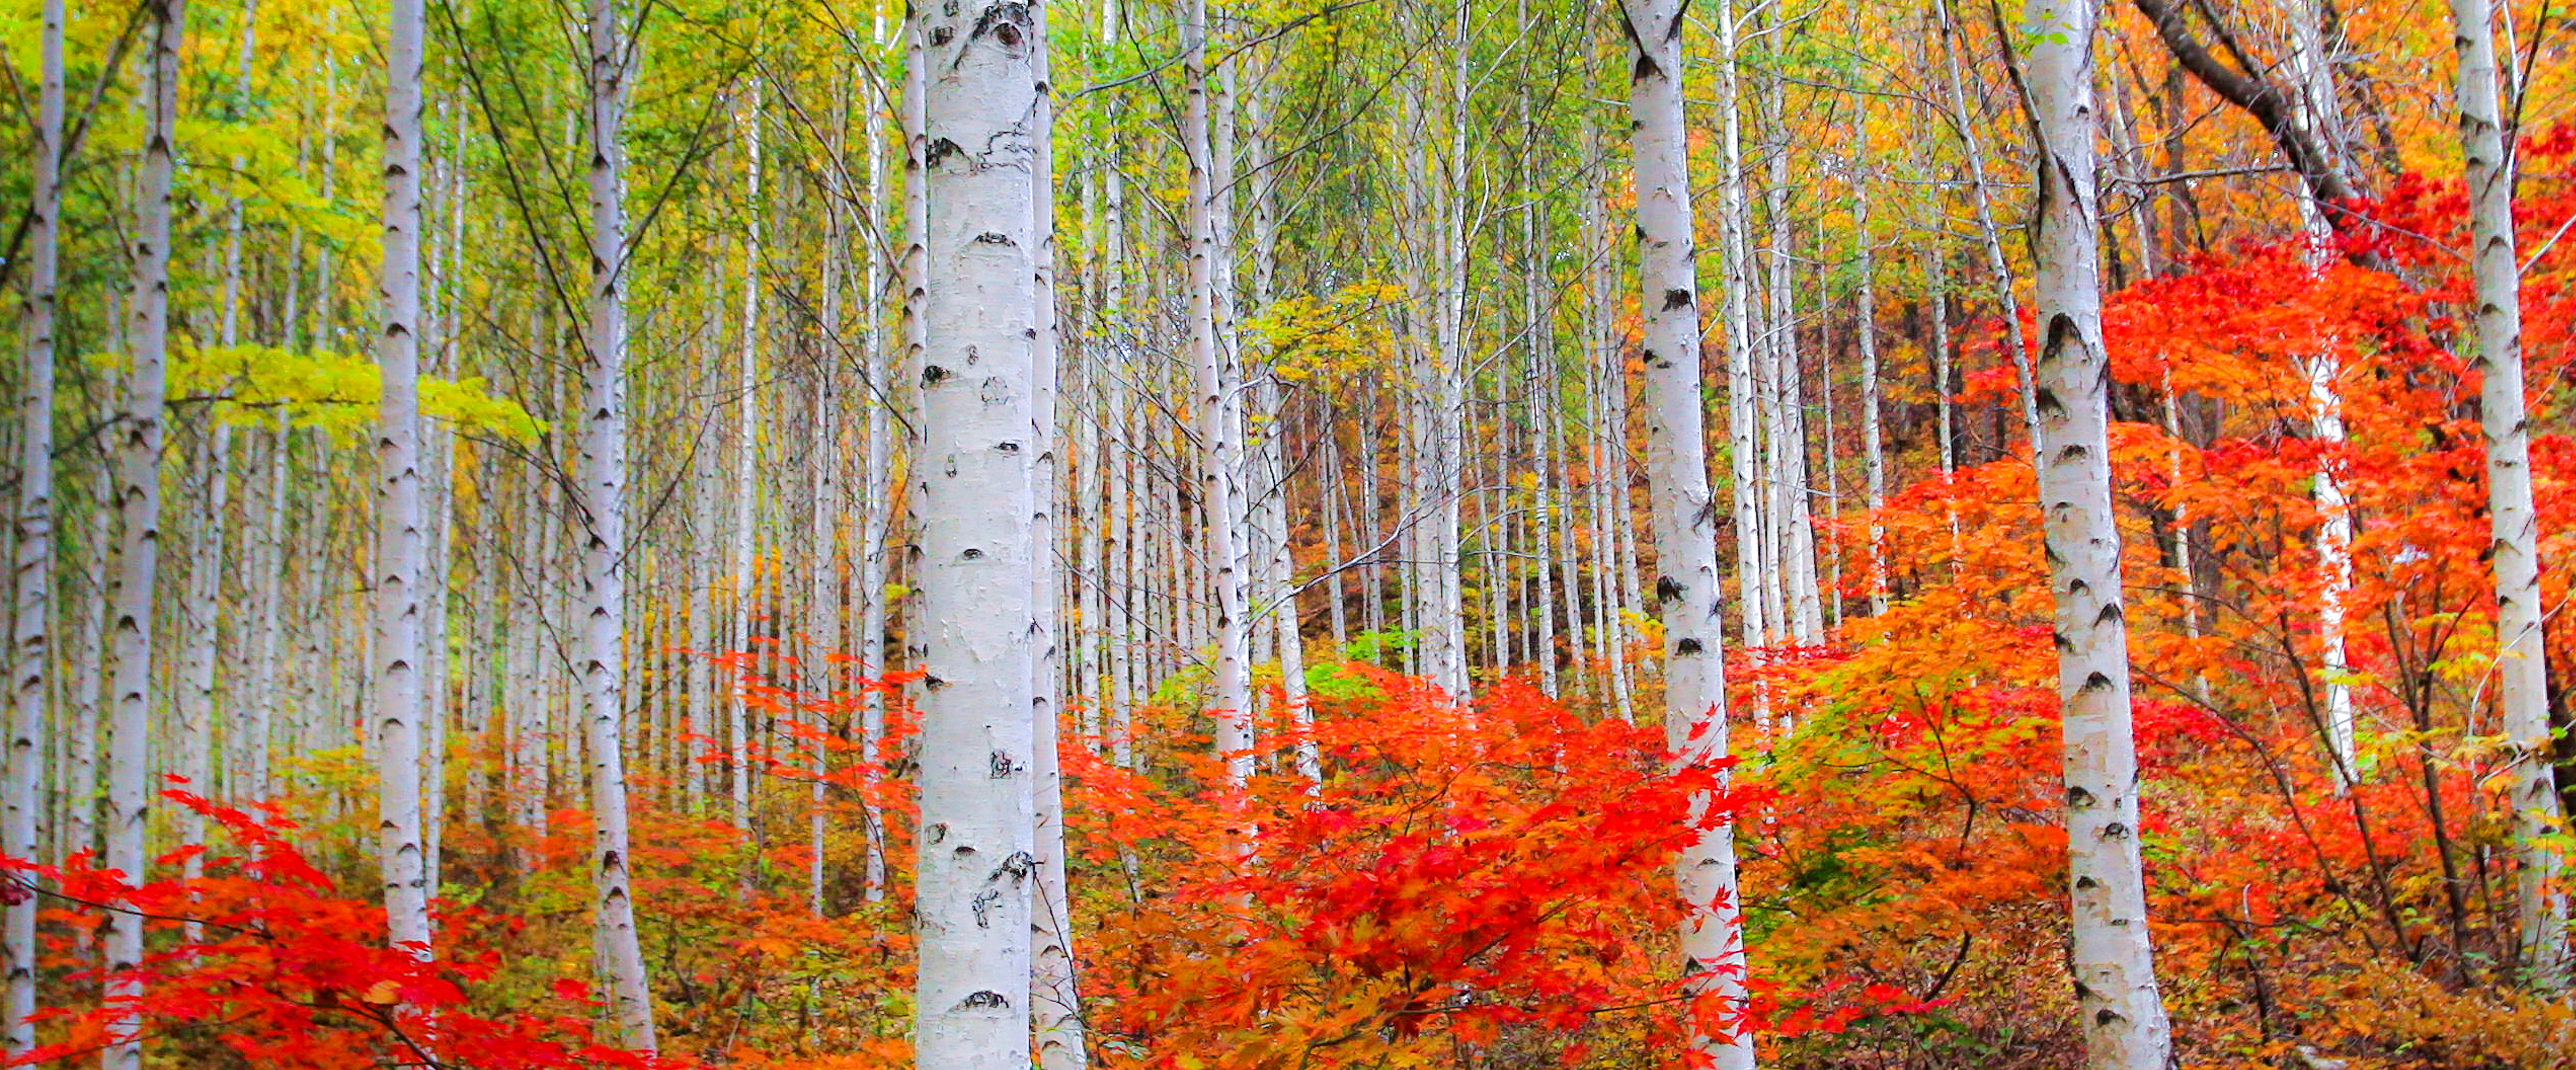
[
  {"x1": 912, "y1": 2, "x2": 1045, "y2": 1065},
  {"x1": 373, "y1": 0, "x2": 434, "y2": 959},
  {"x1": 1713, "y1": 0, "x2": 1767, "y2": 660},
  {"x1": 858, "y1": 7, "x2": 895, "y2": 898},
  {"x1": 1619, "y1": 2, "x2": 1756, "y2": 1064},
  {"x1": 1184, "y1": 0, "x2": 1252, "y2": 791},
  {"x1": 2286, "y1": 0, "x2": 2358, "y2": 785},
  {"x1": 733, "y1": 80, "x2": 765, "y2": 838},
  {"x1": 1853, "y1": 135, "x2": 1887, "y2": 617},
  {"x1": 246, "y1": 426, "x2": 286, "y2": 800},
  {"x1": 1762, "y1": 42, "x2": 1823, "y2": 646},
  {"x1": 1028, "y1": 12, "x2": 1088, "y2": 1065},
  {"x1": 106, "y1": 4, "x2": 184, "y2": 1066},
  {"x1": 1938, "y1": 7, "x2": 2040, "y2": 442},
  {"x1": 2451, "y1": 0, "x2": 2571, "y2": 992},
  {"x1": 4, "y1": 0, "x2": 64, "y2": 1046},
  {"x1": 2025, "y1": 0, "x2": 2176, "y2": 1058},
  {"x1": 581, "y1": 0, "x2": 655, "y2": 1045}
]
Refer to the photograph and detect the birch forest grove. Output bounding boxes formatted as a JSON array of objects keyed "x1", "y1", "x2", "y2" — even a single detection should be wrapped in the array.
[{"x1": 2, "y1": 0, "x2": 2575, "y2": 1065}]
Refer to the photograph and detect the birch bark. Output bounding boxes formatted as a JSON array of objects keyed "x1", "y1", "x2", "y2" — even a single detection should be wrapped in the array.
[
  {"x1": 2450, "y1": 0, "x2": 2571, "y2": 991},
  {"x1": 1184, "y1": 0, "x2": 1253, "y2": 788},
  {"x1": 373, "y1": 0, "x2": 434, "y2": 958},
  {"x1": 4, "y1": 0, "x2": 63, "y2": 1046},
  {"x1": 1853, "y1": 142, "x2": 1887, "y2": 616},
  {"x1": 733, "y1": 82, "x2": 765, "y2": 837},
  {"x1": 912, "y1": 2, "x2": 1045, "y2": 1064},
  {"x1": 581, "y1": 0, "x2": 656, "y2": 1043},
  {"x1": 2025, "y1": 0, "x2": 2176, "y2": 1057},
  {"x1": 1620, "y1": 2, "x2": 1755, "y2": 1063},
  {"x1": 1028, "y1": 13, "x2": 1088, "y2": 1064},
  {"x1": 105, "y1": 5, "x2": 184, "y2": 1066},
  {"x1": 1712, "y1": 0, "x2": 1766, "y2": 658}
]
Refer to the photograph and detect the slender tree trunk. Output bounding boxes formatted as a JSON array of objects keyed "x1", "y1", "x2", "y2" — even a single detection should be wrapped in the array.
[
  {"x1": 1939, "y1": 8, "x2": 2040, "y2": 442},
  {"x1": 581, "y1": 0, "x2": 654, "y2": 1044},
  {"x1": 4, "y1": 0, "x2": 64, "y2": 1046},
  {"x1": 2284, "y1": 0, "x2": 2359, "y2": 784},
  {"x1": 2450, "y1": 0, "x2": 2571, "y2": 992},
  {"x1": 807, "y1": 92, "x2": 846, "y2": 919},
  {"x1": 1762, "y1": 48, "x2": 1823, "y2": 646},
  {"x1": 67, "y1": 466, "x2": 110, "y2": 871},
  {"x1": 1713, "y1": 0, "x2": 1766, "y2": 662},
  {"x1": 246, "y1": 425, "x2": 285, "y2": 800},
  {"x1": 1620, "y1": 3, "x2": 1756, "y2": 1064},
  {"x1": 373, "y1": 0, "x2": 434, "y2": 959},
  {"x1": 1184, "y1": 0, "x2": 1252, "y2": 790},
  {"x1": 2025, "y1": 0, "x2": 2176, "y2": 1058},
  {"x1": 858, "y1": 9, "x2": 894, "y2": 898},
  {"x1": 1028, "y1": 13, "x2": 1087, "y2": 1064},
  {"x1": 105, "y1": 5, "x2": 184, "y2": 1066},
  {"x1": 733, "y1": 80, "x2": 765, "y2": 838},
  {"x1": 1853, "y1": 137, "x2": 1887, "y2": 617},
  {"x1": 912, "y1": 2, "x2": 1045, "y2": 1065}
]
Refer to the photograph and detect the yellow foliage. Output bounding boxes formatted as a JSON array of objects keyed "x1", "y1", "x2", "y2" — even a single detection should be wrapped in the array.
[
  {"x1": 1244, "y1": 281, "x2": 1405, "y2": 390},
  {"x1": 104, "y1": 343, "x2": 548, "y2": 444}
]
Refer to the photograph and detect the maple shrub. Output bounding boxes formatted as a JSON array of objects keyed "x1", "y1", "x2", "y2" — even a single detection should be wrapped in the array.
[
  {"x1": 0, "y1": 787, "x2": 678, "y2": 1069},
  {"x1": 1767, "y1": 148, "x2": 2576, "y2": 1069}
]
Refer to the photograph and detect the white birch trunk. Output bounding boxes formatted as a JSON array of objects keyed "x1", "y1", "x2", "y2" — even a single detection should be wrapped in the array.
[
  {"x1": 2287, "y1": 0, "x2": 2358, "y2": 784},
  {"x1": 582, "y1": 0, "x2": 655, "y2": 1044},
  {"x1": 69, "y1": 468, "x2": 109, "y2": 867},
  {"x1": 913, "y1": 1, "x2": 1044, "y2": 1064},
  {"x1": 2450, "y1": 0, "x2": 2571, "y2": 991},
  {"x1": 1762, "y1": 54, "x2": 1823, "y2": 647},
  {"x1": 688, "y1": 397, "x2": 715, "y2": 812},
  {"x1": 732, "y1": 82, "x2": 765, "y2": 837},
  {"x1": 1853, "y1": 145, "x2": 1887, "y2": 617},
  {"x1": 5, "y1": 0, "x2": 64, "y2": 1045},
  {"x1": 372, "y1": 0, "x2": 434, "y2": 958},
  {"x1": 2025, "y1": 0, "x2": 2175, "y2": 1057},
  {"x1": 1028, "y1": 14, "x2": 1086, "y2": 1061},
  {"x1": 1712, "y1": 0, "x2": 1767, "y2": 659},
  {"x1": 1620, "y1": 3, "x2": 1755, "y2": 1063},
  {"x1": 1939, "y1": 13, "x2": 2041, "y2": 442},
  {"x1": 246, "y1": 426, "x2": 285, "y2": 799},
  {"x1": 106, "y1": 5, "x2": 184, "y2": 1065},
  {"x1": 858, "y1": 9, "x2": 894, "y2": 898},
  {"x1": 1184, "y1": 0, "x2": 1252, "y2": 788}
]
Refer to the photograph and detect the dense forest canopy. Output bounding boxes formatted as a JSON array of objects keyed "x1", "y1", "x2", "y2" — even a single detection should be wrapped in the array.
[{"x1": 0, "y1": 0, "x2": 2572, "y2": 1066}]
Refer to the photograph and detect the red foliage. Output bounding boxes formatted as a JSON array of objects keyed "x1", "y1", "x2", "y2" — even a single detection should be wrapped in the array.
[{"x1": 1, "y1": 789, "x2": 691, "y2": 1069}]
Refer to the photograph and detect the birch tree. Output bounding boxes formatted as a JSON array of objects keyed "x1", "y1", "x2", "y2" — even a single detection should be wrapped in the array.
[
  {"x1": 4, "y1": 0, "x2": 65, "y2": 1049},
  {"x1": 581, "y1": 0, "x2": 655, "y2": 1044},
  {"x1": 105, "y1": 5, "x2": 186, "y2": 1067},
  {"x1": 2449, "y1": 0, "x2": 2571, "y2": 992},
  {"x1": 373, "y1": 0, "x2": 434, "y2": 958},
  {"x1": 1028, "y1": 5, "x2": 1087, "y2": 1061},
  {"x1": 911, "y1": 2, "x2": 1046, "y2": 1067},
  {"x1": 1183, "y1": 0, "x2": 1253, "y2": 788},
  {"x1": 2024, "y1": 0, "x2": 2174, "y2": 1059},
  {"x1": 1618, "y1": 2, "x2": 1755, "y2": 1064}
]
